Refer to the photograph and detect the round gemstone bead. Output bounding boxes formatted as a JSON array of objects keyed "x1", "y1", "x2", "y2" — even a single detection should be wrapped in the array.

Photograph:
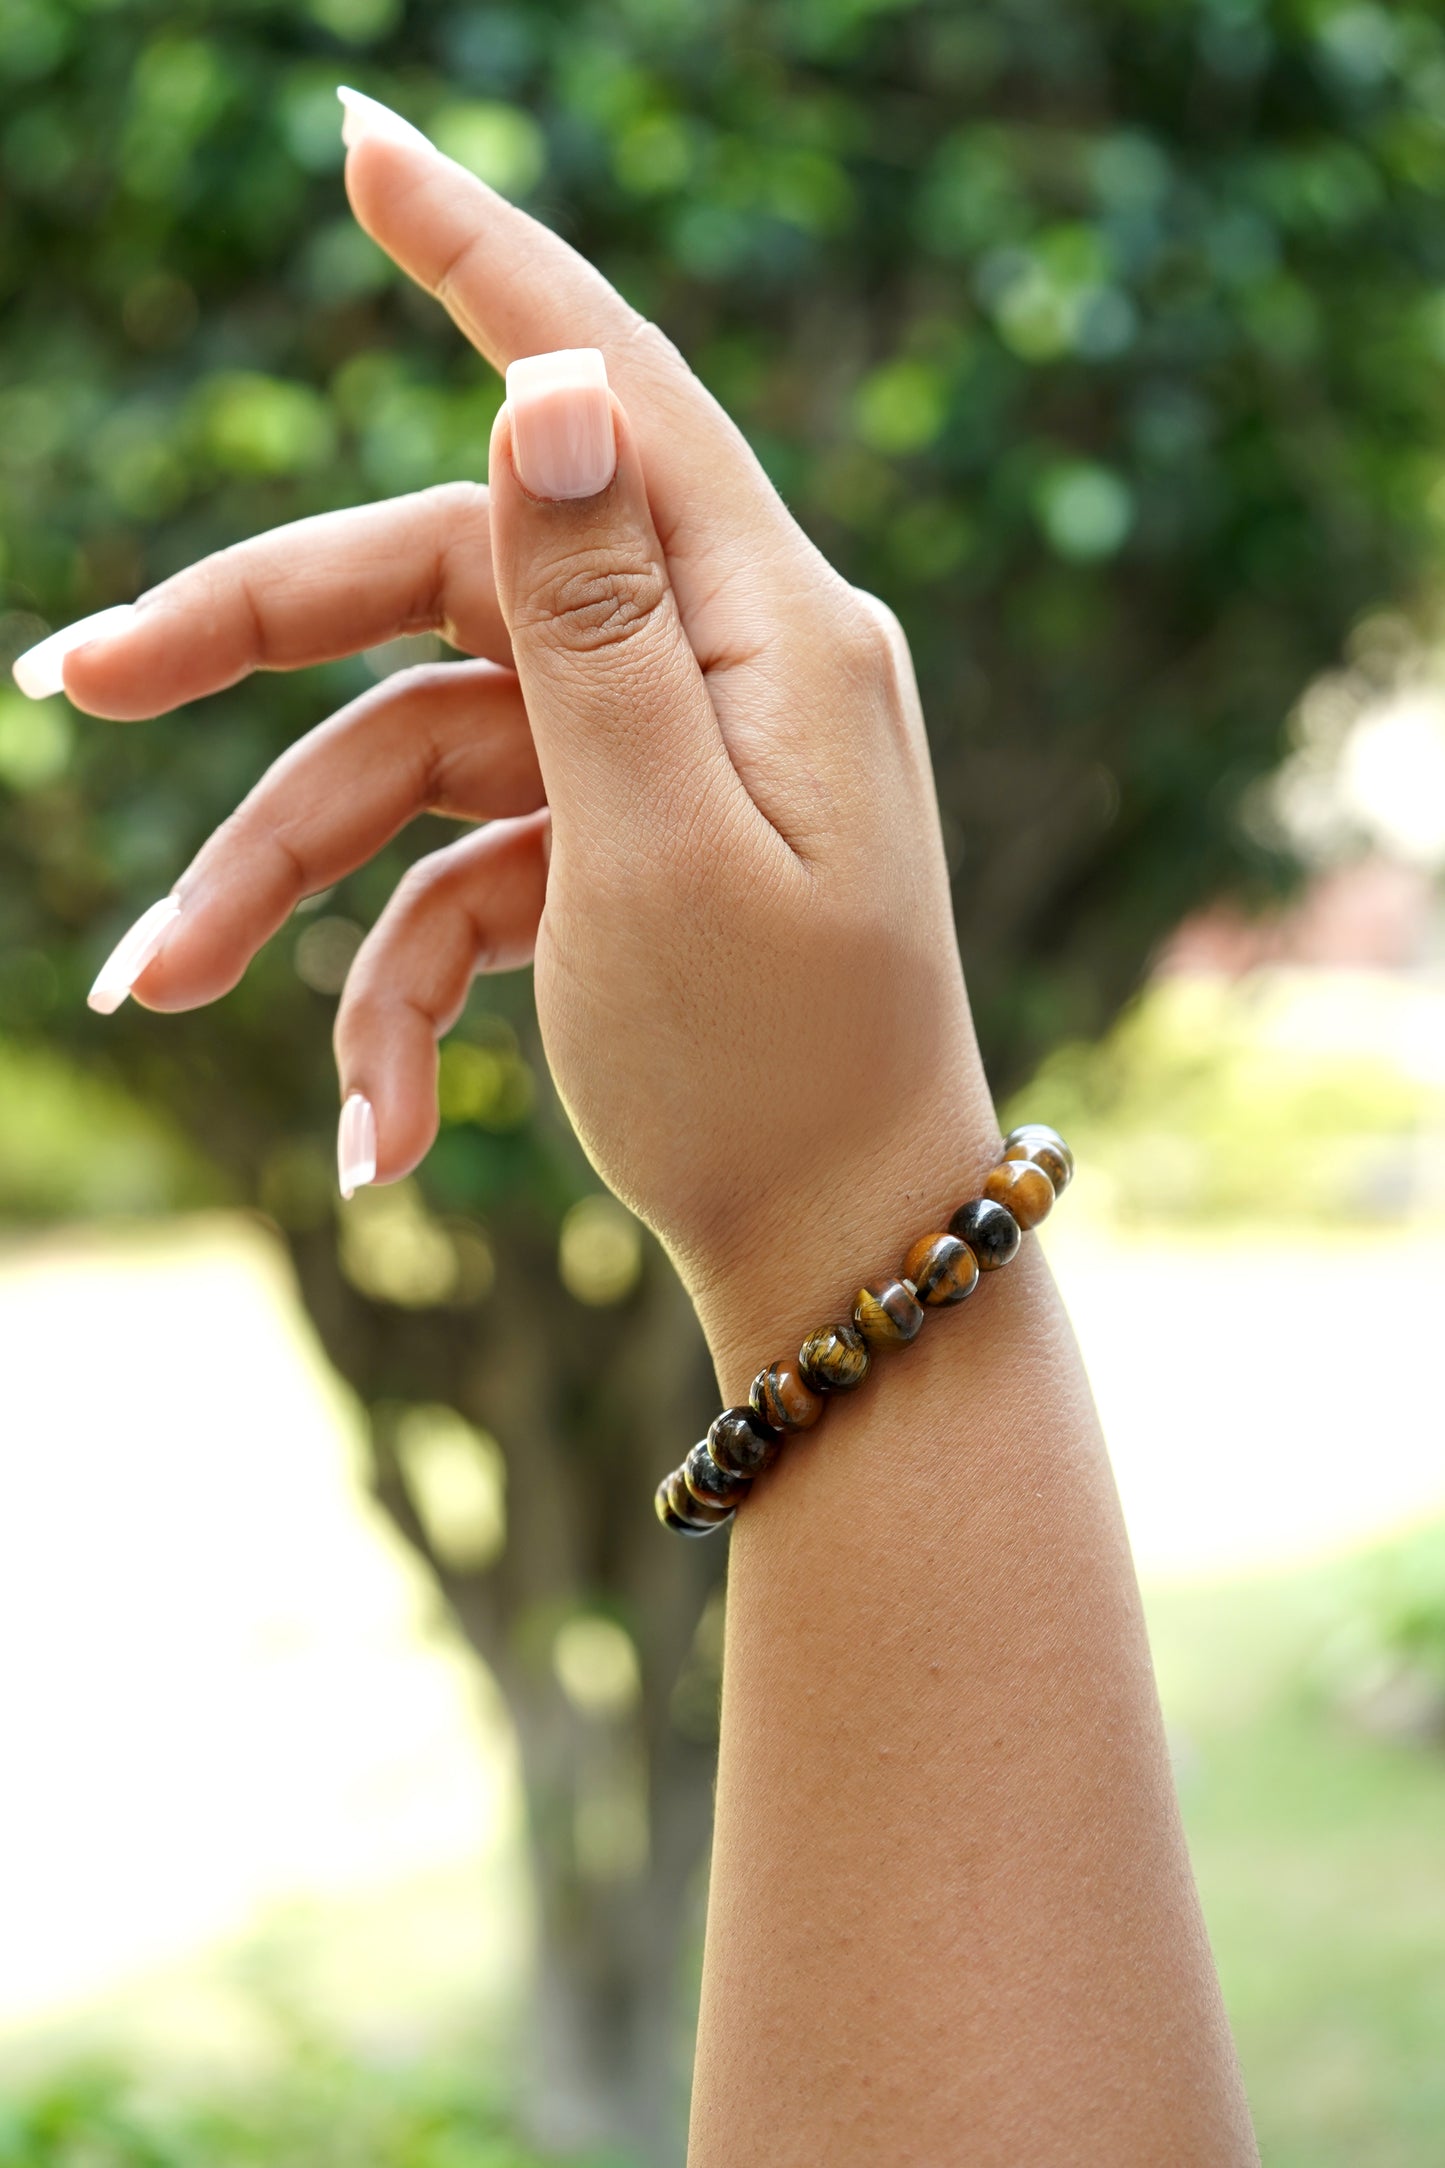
[
  {"x1": 798, "y1": 1323, "x2": 871, "y2": 1394},
  {"x1": 1003, "y1": 1124, "x2": 1072, "y2": 1195},
  {"x1": 708, "y1": 1404, "x2": 781, "y2": 1478},
  {"x1": 663, "y1": 1466, "x2": 733, "y2": 1534},
  {"x1": 948, "y1": 1196, "x2": 1022, "y2": 1270},
  {"x1": 750, "y1": 1361, "x2": 824, "y2": 1432},
  {"x1": 685, "y1": 1437, "x2": 752, "y2": 1508},
  {"x1": 900, "y1": 1231, "x2": 979, "y2": 1307},
  {"x1": 853, "y1": 1277, "x2": 925, "y2": 1350},
  {"x1": 983, "y1": 1157, "x2": 1055, "y2": 1230}
]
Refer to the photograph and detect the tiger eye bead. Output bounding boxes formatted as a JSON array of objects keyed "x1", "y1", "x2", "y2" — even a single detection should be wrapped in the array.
[
  {"x1": 853, "y1": 1277, "x2": 925, "y2": 1350},
  {"x1": 983, "y1": 1157, "x2": 1055, "y2": 1230},
  {"x1": 948, "y1": 1196, "x2": 1022, "y2": 1270},
  {"x1": 798, "y1": 1323, "x2": 871, "y2": 1394},
  {"x1": 901, "y1": 1231, "x2": 980, "y2": 1307},
  {"x1": 1003, "y1": 1124, "x2": 1073, "y2": 1195},
  {"x1": 684, "y1": 1437, "x2": 752, "y2": 1508},
  {"x1": 660, "y1": 1467, "x2": 733, "y2": 1534},
  {"x1": 708, "y1": 1405, "x2": 781, "y2": 1478},
  {"x1": 750, "y1": 1362, "x2": 824, "y2": 1433}
]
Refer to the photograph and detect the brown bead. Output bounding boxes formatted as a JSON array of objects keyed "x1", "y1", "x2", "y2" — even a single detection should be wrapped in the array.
[
  {"x1": 798, "y1": 1323, "x2": 871, "y2": 1393},
  {"x1": 750, "y1": 1361, "x2": 824, "y2": 1432},
  {"x1": 655, "y1": 1475, "x2": 696, "y2": 1533},
  {"x1": 983, "y1": 1157, "x2": 1054, "y2": 1230},
  {"x1": 708, "y1": 1405, "x2": 781, "y2": 1478},
  {"x1": 658, "y1": 1468, "x2": 732, "y2": 1535},
  {"x1": 948, "y1": 1195, "x2": 1021, "y2": 1269},
  {"x1": 901, "y1": 1231, "x2": 979, "y2": 1307},
  {"x1": 853, "y1": 1277, "x2": 925, "y2": 1350},
  {"x1": 684, "y1": 1438, "x2": 752, "y2": 1508},
  {"x1": 1004, "y1": 1127, "x2": 1071, "y2": 1195}
]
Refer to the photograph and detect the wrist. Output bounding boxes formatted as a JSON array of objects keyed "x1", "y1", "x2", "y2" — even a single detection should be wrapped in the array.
[{"x1": 685, "y1": 1068, "x2": 1003, "y2": 1406}]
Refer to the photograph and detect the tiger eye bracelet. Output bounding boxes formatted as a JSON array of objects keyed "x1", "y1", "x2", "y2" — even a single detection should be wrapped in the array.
[{"x1": 653, "y1": 1123, "x2": 1074, "y2": 1536}]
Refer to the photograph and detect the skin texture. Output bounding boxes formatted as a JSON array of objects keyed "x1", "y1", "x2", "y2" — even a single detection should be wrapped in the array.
[{"x1": 49, "y1": 111, "x2": 1258, "y2": 2165}]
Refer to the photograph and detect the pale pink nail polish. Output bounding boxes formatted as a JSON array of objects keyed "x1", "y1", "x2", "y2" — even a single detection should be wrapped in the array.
[
  {"x1": 336, "y1": 86, "x2": 431, "y2": 153},
  {"x1": 13, "y1": 604, "x2": 140, "y2": 700},
  {"x1": 338, "y1": 1093, "x2": 377, "y2": 1201},
  {"x1": 87, "y1": 895, "x2": 181, "y2": 1016},
  {"x1": 505, "y1": 349, "x2": 616, "y2": 501}
]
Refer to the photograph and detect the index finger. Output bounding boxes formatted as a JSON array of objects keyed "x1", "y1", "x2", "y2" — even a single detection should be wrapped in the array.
[{"x1": 338, "y1": 91, "x2": 825, "y2": 646}]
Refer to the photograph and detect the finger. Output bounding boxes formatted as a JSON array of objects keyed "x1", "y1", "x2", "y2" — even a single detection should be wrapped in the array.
[
  {"x1": 488, "y1": 350, "x2": 744, "y2": 836},
  {"x1": 334, "y1": 811, "x2": 550, "y2": 1190},
  {"x1": 338, "y1": 94, "x2": 824, "y2": 642},
  {"x1": 115, "y1": 661, "x2": 540, "y2": 1013},
  {"x1": 53, "y1": 484, "x2": 509, "y2": 721}
]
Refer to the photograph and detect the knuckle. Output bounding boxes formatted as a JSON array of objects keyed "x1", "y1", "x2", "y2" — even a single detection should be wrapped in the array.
[
  {"x1": 426, "y1": 478, "x2": 489, "y2": 526},
  {"x1": 841, "y1": 586, "x2": 906, "y2": 678},
  {"x1": 515, "y1": 547, "x2": 671, "y2": 656},
  {"x1": 618, "y1": 310, "x2": 690, "y2": 380},
  {"x1": 392, "y1": 852, "x2": 456, "y2": 916}
]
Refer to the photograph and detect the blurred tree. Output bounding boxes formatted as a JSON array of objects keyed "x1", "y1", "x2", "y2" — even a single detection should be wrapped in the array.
[{"x1": 6, "y1": 0, "x2": 1445, "y2": 2154}]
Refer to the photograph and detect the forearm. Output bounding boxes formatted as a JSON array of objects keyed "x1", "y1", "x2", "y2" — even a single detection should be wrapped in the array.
[{"x1": 688, "y1": 1126, "x2": 1257, "y2": 2166}]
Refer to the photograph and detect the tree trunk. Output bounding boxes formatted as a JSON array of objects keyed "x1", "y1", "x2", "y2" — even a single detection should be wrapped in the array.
[{"x1": 284, "y1": 1205, "x2": 726, "y2": 2163}]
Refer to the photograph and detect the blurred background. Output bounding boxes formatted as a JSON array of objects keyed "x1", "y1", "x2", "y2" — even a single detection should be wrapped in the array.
[{"x1": 2, "y1": 0, "x2": 1444, "y2": 2162}]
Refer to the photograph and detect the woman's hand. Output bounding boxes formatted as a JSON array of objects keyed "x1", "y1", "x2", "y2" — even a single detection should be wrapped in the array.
[{"x1": 16, "y1": 88, "x2": 993, "y2": 1372}]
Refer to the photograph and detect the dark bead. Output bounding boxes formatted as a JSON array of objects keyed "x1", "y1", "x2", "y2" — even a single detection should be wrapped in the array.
[
  {"x1": 853, "y1": 1277, "x2": 925, "y2": 1350},
  {"x1": 709, "y1": 1405, "x2": 781, "y2": 1477},
  {"x1": 901, "y1": 1231, "x2": 979, "y2": 1307},
  {"x1": 798, "y1": 1323, "x2": 871, "y2": 1393},
  {"x1": 750, "y1": 1361, "x2": 824, "y2": 1432},
  {"x1": 1003, "y1": 1125, "x2": 1072, "y2": 1195},
  {"x1": 983, "y1": 1157, "x2": 1054, "y2": 1230},
  {"x1": 657, "y1": 1469, "x2": 732, "y2": 1536},
  {"x1": 655, "y1": 1473, "x2": 702, "y2": 1534},
  {"x1": 685, "y1": 1437, "x2": 752, "y2": 1507},
  {"x1": 948, "y1": 1196, "x2": 1021, "y2": 1271}
]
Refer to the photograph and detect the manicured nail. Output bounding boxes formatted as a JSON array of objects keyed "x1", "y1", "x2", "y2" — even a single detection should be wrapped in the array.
[
  {"x1": 505, "y1": 349, "x2": 617, "y2": 501},
  {"x1": 338, "y1": 1093, "x2": 377, "y2": 1201},
  {"x1": 12, "y1": 604, "x2": 140, "y2": 700},
  {"x1": 87, "y1": 895, "x2": 181, "y2": 1016},
  {"x1": 337, "y1": 86, "x2": 431, "y2": 153}
]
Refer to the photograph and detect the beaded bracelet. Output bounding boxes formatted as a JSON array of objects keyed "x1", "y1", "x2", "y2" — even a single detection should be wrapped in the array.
[{"x1": 654, "y1": 1123, "x2": 1073, "y2": 1536}]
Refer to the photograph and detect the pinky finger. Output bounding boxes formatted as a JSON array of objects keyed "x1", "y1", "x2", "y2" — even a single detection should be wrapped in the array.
[{"x1": 334, "y1": 808, "x2": 550, "y2": 1195}]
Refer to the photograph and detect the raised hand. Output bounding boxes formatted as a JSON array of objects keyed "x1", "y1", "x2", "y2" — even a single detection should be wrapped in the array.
[{"x1": 15, "y1": 87, "x2": 991, "y2": 1366}]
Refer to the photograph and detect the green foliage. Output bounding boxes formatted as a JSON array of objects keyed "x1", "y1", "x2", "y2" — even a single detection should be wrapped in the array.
[
  {"x1": 0, "y1": 2055, "x2": 637, "y2": 2168},
  {"x1": 1013, "y1": 972, "x2": 1440, "y2": 1222}
]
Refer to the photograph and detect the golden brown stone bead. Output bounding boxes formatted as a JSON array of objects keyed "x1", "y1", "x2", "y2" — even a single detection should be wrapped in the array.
[
  {"x1": 1003, "y1": 1125, "x2": 1072, "y2": 1195},
  {"x1": 750, "y1": 1361, "x2": 824, "y2": 1433},
  {"x1": 982, "y1": 1157, "x2": 1055, "y2": 1230},
  {"x1": 853, "y1": 1277, "x2": 925, "y2": 1350},
  {"x1": 948, "y1": 1195, "x2": 1021, "y2": 1269},
  {"x1": 658, "y1": 1469, "x2": 732, "y2": 1535},
  {"x1": 708, "y1": 1405, "x2": 781, "y2": 1478},
  {"x1": 684, "y1": 1437, "x2": 752, "y2": 1508},
  {"x1": 901, "y1": 1231, "x2": 979, "y2": 1307},
  {"x1": 798, "y1": 1323, "x2": 871, "y2": 1393}
]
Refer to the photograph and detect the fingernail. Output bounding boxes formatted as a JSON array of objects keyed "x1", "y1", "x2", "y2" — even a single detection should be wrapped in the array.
[
  {"x1": 337, "y1": 86, "x2": 432, "y2": 153},
  {"x1": 338, "y1": 1093, "x2": 377, "y2": 1201},
  {"x1": 12, "y1": 604, "x2": 140, "y2": 700},
  {"x1": 87, "y1": 895, "x2": 181, "y2": 1016},
  {"x1": 505, "y1": 349, "x2": 616, "y2": 501}
]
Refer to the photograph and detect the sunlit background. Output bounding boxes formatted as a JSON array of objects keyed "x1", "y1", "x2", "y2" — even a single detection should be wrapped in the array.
[{"x1": 3, "y1": 2, "x2": 1445, "y2": 2164}]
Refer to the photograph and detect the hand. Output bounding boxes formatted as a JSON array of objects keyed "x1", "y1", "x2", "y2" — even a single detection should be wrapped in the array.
[{"x1": 17, "y1": 89, "x2": 996, "y2": 1378}]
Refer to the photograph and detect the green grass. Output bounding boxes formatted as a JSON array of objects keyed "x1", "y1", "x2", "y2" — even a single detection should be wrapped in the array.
[{"x1": 1147, "y1": 1561, "x2": 1445, "y2": 2167}]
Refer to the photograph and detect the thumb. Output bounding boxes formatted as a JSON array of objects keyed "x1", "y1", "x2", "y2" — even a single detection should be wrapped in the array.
[{"x1": 486, "y1": 349, "x2": 729, "y2": 831}]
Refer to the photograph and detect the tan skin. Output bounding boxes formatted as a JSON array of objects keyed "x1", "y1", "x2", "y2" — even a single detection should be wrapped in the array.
[{"x1": 49, "y1": 111, "x2": 1259, "y2": 2165}]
